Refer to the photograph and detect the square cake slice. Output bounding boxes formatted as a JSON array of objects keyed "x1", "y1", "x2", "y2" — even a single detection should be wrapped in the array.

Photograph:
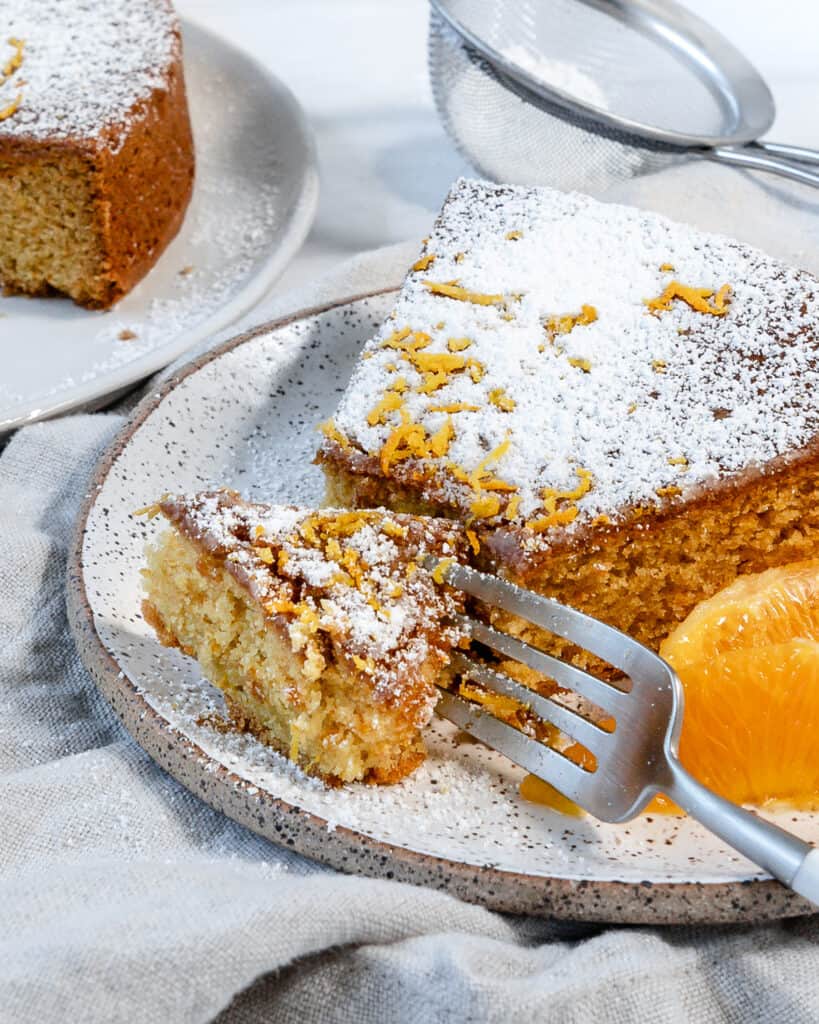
[
  {"x1": 318, "y1": 178, "x2": 819, "y2": 668},
  {"x1": 141, "y1": 491, "x2": 465, "y2": 784}
]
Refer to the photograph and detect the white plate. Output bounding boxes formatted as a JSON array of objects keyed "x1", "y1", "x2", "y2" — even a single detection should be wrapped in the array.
[
  {"x1": 0, "y1": 20, "x2": 318, "y2": 434},
  {"x1": 68, "y1": 292, "x2": 817, "y2": 924}
]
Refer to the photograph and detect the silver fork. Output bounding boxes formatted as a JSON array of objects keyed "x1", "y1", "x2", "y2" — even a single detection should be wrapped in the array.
[{"x1": 426, "y1": 557, "x2": 819, "y2": 906}]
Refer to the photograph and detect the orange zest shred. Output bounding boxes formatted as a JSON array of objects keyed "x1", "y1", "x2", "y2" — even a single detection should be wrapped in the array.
[
  {"x1": 380, "y1": 326, "x2": 412, "y2": 348},
  {"x1": 2, "y1": 37, "x2": 23, "y2": 80},
  {"x1": 525, "y1": 467, "x2": 593, "y2": 533},
  {"x1": 488, "y1": 387, "x2": 516, "y2": 412},
  {"x1": 557, "y1": 466, "x2": 593, "y2": 503},
  {"x1": 256, "y1": 547, "x2": 274, "y2": 565},
  {"x1": 319, "y1": 418, "x2": 350, "y2": 448},
  {"x1": 447, "y1": 337, "x2": 472, "y2": 352},
  {"x1": 656, "y1": 484, "x2": 682, "y2": 498},
  {"x1": 544, "y1": 304, "x2": 598, "y2": 343},
  {"x1": 526, "y1": 506, "x2": 579, "y2": 533},
  {"x1": 505, "y1": 230, "x2": 523, "y2": 241},
  {"x1": 479, "y1": 478, "x2": 517, "y2": 493},
  {"x1": 0, "y1": 92, "x2": 21, "y2": 121},
  {"x1": 567, "y1": 357, "x2": 591, "y2": 373},
  {"x1": 428, "y1": 417, "x2": 454, "y2": 458},
  {"x1": 468, "y1": 435, "x2": 511, "y2": 491},
  {"x1": 381, "y1": 521, "x2": 407, "y2": 541},
  {"x1": 459, "y1": 680, "x2": 526, "y2": 721},
  {"x1": 412, "y1": 253, "x2": 436, "y2": 272},
  {"x1": 431, "y1": 557, "x2": 455, "y2": 584},
  {"x1": 426, "y1": 401, "x2": 480, "y2": 414},
  {"x1": 652, "y1": 360, "x2": 667, "y2": 374},
  {"x1": 423, "y1": 280, "x2": 503, "y2": 306},
  {"x1": 470, "y1": 494, "x2": 501, "y2": 518},
  {"x1": 659, "y1": 262, "x2": 675, "y2": 272},
  {"x1": 645, "y1": 280, "x2": 732, "y2": 316},
  {"x1": 416, "y1": 372, "x2": 449, "y2": 395},
  {"x1": 325, "y1": 537, "x2": 343, "y2": 562},
  {"x1": 352, "y1": 654, "x2": 376, "y2": 674},
  {"x1": 379, "y1": 408, "x2": 429, "y2": 476},
  {"x1": 465, "y1": 529, "x2": 480, "y2": 555},
  {"x1": 504, "y1": 494, "x2": 521, "y2": 521},
  {"x1": 412, "y1": 351, "x2": 467, "y2": 374},
  {"x1": 467, "y1": 358, "x2": 485, "y2": 383},
  {"x1": 133, "y1": 502, "x2": 162, "y2": 519},
  {"x1": 366, "y1": 390, "x2": 404, "y2": 426}
]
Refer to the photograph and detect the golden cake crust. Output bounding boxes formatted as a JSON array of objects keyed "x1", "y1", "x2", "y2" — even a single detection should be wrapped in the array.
[{"x1": 0, "y1": 0, "x2": 194, "y2": 308}]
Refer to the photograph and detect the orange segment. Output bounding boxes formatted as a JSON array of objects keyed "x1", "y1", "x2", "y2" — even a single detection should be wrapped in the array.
[
  {"x1": 660, "y1": 561, "x2": 819, "y2": 808},
  {"x1": 661, "y1": 559, "x2": 819, "y2": 679},
  {"x1": 669, "y1": 641, "x2": 819, "y2": 807}
]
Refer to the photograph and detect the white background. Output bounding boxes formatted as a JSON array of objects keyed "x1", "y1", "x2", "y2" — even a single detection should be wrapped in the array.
[{"x1": 176, "y1": 0, "x2": 819, "y2": 295}]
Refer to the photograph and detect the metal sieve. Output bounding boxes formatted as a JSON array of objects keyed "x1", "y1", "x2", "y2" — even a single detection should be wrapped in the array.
[{"x1": 428, "y1": 0, "x2": 819, "y2": 196}]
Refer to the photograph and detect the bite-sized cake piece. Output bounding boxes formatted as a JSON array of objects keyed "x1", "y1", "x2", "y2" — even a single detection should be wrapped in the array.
[
  {"x1": 318, "y1": 178, "x2": 819, "y2": 670},
  {"x1": 141, "y1": 491, "x2": 466, "y2": 784},
  {"x1": 0, "y1": 0, "x2": 194, "y2": 309}
]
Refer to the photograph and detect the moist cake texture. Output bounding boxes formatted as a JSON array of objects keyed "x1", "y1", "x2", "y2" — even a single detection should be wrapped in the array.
[
  {"x1": 0, "y1": 0, "x2": 194, "y2": 308},
  {"x1": 318, "y1": 178, "x2": 819, "y2": 665},
  {"x1": 142, "y1": 491, "x2": 465, "y2": 784}
]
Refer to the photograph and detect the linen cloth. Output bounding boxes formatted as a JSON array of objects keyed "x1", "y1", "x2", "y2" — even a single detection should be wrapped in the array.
[{"x1": 2, "y1": 164, "x2": 819, "y2": 1024}]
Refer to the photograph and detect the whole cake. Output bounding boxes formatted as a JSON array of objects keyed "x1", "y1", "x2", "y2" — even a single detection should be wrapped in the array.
[
  {"x1": 318, "y1": 178, "x2": 819, "y2": 671},
  {"x1": 0, "y1": 0, "x2": 194, "y2": 309},
  {"x1": 141, "y1": 492, "x2": 465, "y2": 784}
]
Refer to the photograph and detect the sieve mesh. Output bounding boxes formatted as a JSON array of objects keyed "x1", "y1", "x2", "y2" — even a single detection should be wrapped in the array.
[{"x1": 431, "y1": 15, "x2": 686, "y2": 194}]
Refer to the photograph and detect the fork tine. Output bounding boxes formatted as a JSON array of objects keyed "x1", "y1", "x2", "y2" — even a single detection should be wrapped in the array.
[
  {"x1": 436, "y1": 688, "x2": 598, "y2": 807},
  {"x1": 441, "y1": 560, "x2": 656, "y2": 678},
  {"x1": 451, "y1": 651, "x2": 612, "y2": 758},
  {"x1": 458, "y1": 614, "x2": 632, "y2": 717}
]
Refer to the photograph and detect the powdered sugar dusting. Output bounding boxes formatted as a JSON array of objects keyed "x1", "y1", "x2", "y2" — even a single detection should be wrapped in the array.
[
  {"x1": 502, "y1": 45, "x2": 610, "y2": 110},
  {"x1": 329, "y1": 178, "x2": 819, "y2": 535},
  {"x1": 158, "y1": 491, "x2": 464, "y2": 709},
  {"x1": 0, "y1": 0, "x2": 177, "y2": 143}
]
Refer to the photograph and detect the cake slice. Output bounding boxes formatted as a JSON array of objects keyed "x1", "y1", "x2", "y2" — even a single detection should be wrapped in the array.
[
  {"x1": 317, "y1": 178, "x2": 819, "y2": 672},
  {"x1": 141, "y1": 491, "x2": 466, "y2": 784},
  {"x1": 0, "y1": 0, "x2": 194, "y2": 308}
]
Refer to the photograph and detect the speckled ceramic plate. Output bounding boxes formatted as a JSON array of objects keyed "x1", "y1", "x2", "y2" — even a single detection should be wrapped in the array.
[
  {"x1": 67, "y1": 290, "x2": 817, "y2": 924},
  {"x1": 0, "y1": 20, "x2": 318, "y2": 434}
]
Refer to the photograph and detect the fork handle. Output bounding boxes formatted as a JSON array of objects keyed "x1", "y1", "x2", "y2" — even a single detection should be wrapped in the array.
[{"x1": 664, "y1": 757, "x2": 818, "y2": 906}]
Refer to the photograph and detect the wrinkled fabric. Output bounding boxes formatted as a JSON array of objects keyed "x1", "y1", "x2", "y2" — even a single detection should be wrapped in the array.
[{"x1": 2, "y1": 218, "x2": 817, "y2": 1024}]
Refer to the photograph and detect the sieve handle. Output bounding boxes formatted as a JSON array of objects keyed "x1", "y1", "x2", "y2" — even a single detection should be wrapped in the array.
[
  {"x1": 707, "y1": 145, "x2": 819, "y2": 189},
  {"x1": 752, "y1": 141, "x2": 819, "y2": 167}
]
